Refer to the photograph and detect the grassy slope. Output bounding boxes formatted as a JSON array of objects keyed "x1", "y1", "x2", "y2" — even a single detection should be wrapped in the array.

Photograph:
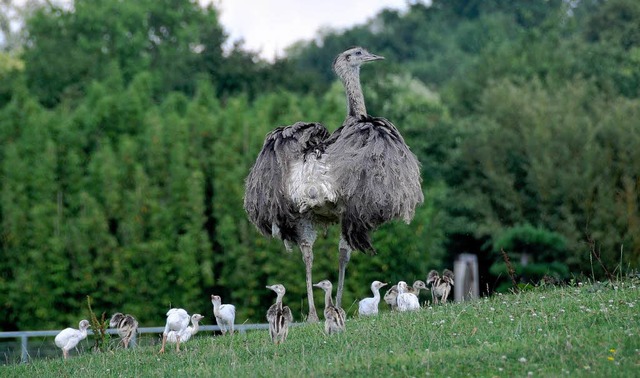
[{"x1": 2, "y1": 280, "x2": 639, "y2": 377}]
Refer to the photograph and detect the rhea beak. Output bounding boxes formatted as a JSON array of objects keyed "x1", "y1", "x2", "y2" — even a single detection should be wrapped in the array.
[{"x1": 365, "y1": 53, "x2": 384, "y2": 62}]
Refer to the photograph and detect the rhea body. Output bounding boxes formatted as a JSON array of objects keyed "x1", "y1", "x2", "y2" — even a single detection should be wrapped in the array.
[
  {"x1": 244, "y1": 47, "x2": 423, "y2": 322},
  {"x1": 211, "y1": 295, "x2": 236, "y2": 335},
  {"x1": 427, "y1": 269, "x2": 455, "y2": 304},
  {"x1": 396, "y1": 281, "x2": 420, "y2": 311},
  {"x1": 384, "y1": 284, "x2": 399, "y2": 310},
  {"x1": 407, "y1": 280, "x2": 428, "y2": 297},
  {"x1": 266, "y1": 284, "x2": 293, "y2": 344},
  {"x1": 358, "y1": 280, "x2": 387, "y2": 316},
  {"x1": 109, "y1": 312, "x2": 138, "y2": 349},
  {"x1": 166, "y1": 314, "x2": 204, "y2": 344},
  {"x1": 54, "y1": 319, "x2": 90, "y2": 359},
  {"x1": 313, "y1": 280, "x2": 346, "y2": 334},
  {"x1": 159, "y1": 308, "x2": 190, "y2": 353},
  {"x1": 384, "y1": 280, "x2": 426, "y2": 310}
]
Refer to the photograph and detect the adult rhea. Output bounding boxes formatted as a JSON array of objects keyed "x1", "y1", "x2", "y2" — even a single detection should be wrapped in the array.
[{"x1": 244, "y1": 47, "x2": 423, "y2": 322}]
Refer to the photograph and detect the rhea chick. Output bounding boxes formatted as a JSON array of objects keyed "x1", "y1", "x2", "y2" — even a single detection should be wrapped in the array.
[
  {"x1": 396, "y1": 281, "x2": 420, "y2": 311},
  {"x1": 313, "y1": 280, "x2": 346, "y2": 334},
  {"x1": 211, "y1": 295, "x2": 236, "y2": 335},
  {"x1": 159, "y1": 308, "x2": 190, "y2": 353},
  {"x1": 358, "y1": 280, "x2": 387, "y2": 316},
  {"x1": 109, "y1": 312, "x2": 138, "y2": 349},
  {"x1": 427, "y1": 269, "x2": 455, "y2": 304},
  {"x1": 266, "y1": 284, "x2": 293, "y2": 344},
  {"x1": 54, "y1": 319, "x2": 90, "y2": 359}
]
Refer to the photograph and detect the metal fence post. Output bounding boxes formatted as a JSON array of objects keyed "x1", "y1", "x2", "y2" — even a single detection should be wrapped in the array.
[
  {"x1": 454, "y1": 253, "x2": 479, "y2": 302},
  {"x1": 21, "y1": 334, "x2": 28, "y2": 364}
]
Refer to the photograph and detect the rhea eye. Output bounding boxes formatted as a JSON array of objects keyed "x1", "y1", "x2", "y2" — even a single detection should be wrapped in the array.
[{"x1": 355, "y1": 50, "x2": 362, "y2": 56}]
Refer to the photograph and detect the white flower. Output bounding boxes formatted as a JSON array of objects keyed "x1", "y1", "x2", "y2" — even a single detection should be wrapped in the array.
[{"x1": 519, "y1": 357, "x2": 527, "y2": 363}]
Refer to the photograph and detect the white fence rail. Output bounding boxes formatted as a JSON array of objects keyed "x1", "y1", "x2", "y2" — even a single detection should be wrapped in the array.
[{"x1": 0, "y1": 323, "x2": 286, "y2": 364}]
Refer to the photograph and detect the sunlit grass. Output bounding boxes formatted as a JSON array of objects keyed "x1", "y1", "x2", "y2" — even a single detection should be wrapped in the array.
[{"x1": 2, "y1": 279, "x2": 639, "y2": 377}]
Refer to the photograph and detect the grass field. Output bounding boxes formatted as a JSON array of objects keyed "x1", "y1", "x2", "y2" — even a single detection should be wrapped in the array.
[{"x1": 1, "y1": 279, "x2": 638, "y2": 377}]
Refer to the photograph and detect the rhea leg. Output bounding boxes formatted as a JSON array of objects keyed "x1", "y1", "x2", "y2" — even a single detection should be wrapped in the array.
[
  {"x1": 336, "y1": 237, "x2": 352, "y2": 308},
  {"x1": 443, "y1": 286, "x2": 450, "y2": 303},
  {"x1": 299, "y1": 220, "x2": 319, "y2": 322},
  {"x1": 159, "y1": 334, "x2": 167, "y2": 354},
  {"x1": 301, "y1": 242, "x2": 319, "y2": 322}
]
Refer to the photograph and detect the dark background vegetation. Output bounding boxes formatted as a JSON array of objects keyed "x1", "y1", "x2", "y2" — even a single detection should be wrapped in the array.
[{"x1": 0, "y1": 0, "x2": 638, "y2": 331}]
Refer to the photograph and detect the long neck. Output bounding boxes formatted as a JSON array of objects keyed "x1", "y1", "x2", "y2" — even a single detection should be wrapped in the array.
[
  {"x1": 341, "y1": 66, "x2": 366, "y2": 117},
  {"x1": 191, "y1": 321, "x2": 200, "y2": 335},
  {"x1": 213, "y1": 302, "x2": 220, "y2": 316},
  {"x1": 324, "y1": 289, "x2": 335, "y2": 308},
  {"x1": 372, "y1": 287, "x2": 381, "y2": 300},
  {"x1": 275, "y1": 293, "x2": 284, "y2": 308}
]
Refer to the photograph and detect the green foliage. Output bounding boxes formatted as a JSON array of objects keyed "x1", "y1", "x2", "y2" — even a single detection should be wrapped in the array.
[
  {"x1": 441, "y1": 78, "x2": 640, "y2": 278},
  {"x1": 86, "y1": 296, "x2": 110, "y2": 352},
  {"x1": 21, "y1": 0, "x2": 249, "y2": 107},
  {"x1": 0, "y1": 65, "x2": 443, "y2": 329},
  {"x1": 580, "y1": 0, "x2": 640, "y2": 97},
  {"x1": 2, "y1": 0, "x2": 640, "y2": 332},
  {"x1": 494, "y1": 224, "x2": 568, "y2": 261},
  {"x1": 489, "y1": 224, "x2": 570, "y2": 291}
]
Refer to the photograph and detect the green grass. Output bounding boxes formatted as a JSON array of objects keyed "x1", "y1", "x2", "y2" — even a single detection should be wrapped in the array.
[{"x1": 2, "y1": 280, "x2": 639, "y2": 377}]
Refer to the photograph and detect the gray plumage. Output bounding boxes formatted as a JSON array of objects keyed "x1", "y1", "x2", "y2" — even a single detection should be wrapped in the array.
[
  {"x1": 407, "y1": 280, "x2": 428, "y2": 297},
  {"x1": 109, "y1": 312, "x2": 138, "y2": 349},
  {"x1": 427, "y1": 269, "x2": 455, "y2": 304},
  {"x1": 313, "y1": 280, "x2": 346, "y2": 335},
  {"x1": 383, "y1": 284, "x2": 399, "y2": 310},
  {"x1": 266, "y1": 284, "x2": 293, "y2": 344},
  {"x1": 244, "y1": 46, "x2": 423, "y2": 322}
]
